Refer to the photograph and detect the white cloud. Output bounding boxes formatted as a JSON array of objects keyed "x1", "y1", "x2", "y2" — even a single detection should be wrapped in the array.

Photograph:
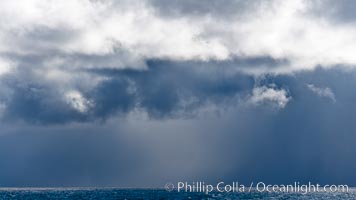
[
  {"x1": 248, "y1": 86, "x2": 291, "y2": 108},
  {"x1": 0, "y1": 58, "x2": 14, "y2": 76},
  {"x1": 65, "y1": 90, "x2": 93, "y2": 113},
  {"x1": 1, "y1": 0, "x2": 356, "y2": 75},
  {"x1": 307, "y1": 84, "x2": 336, "y2": 102}
]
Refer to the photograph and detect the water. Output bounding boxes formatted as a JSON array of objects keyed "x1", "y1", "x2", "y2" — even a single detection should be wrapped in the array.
[{"x1": 0, "y1": 188, "x2": 354, "y2": 199}]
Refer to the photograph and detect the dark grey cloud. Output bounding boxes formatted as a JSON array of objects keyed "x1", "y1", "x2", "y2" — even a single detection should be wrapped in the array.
[
  {"x1": 0, "y1": 68, "x2": 356, "y2": 187},
  {"x1": 0, "y1": 59, "x2": 260, "y2": 123},
  {"x1": 3, "y1": 83, "x2": 81, "y2": 124},
  {"x1": 89, "y1": 59, "x2": 255, "y2": 118}
]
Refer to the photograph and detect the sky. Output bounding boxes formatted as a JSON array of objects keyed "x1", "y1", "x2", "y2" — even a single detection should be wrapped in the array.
[{"x1": 0, "y1": 0, "x2": 356, "y2": 187}]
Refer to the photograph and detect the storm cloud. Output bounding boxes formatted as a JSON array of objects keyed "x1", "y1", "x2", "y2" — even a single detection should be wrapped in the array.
[{"x1": 0, "y1": 0, "x2": 356, "y2": 187}]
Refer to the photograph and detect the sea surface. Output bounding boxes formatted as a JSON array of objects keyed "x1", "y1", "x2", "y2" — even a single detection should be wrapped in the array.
[{"x1": 0, "y1": 188, "x2": 355, "y2": 199}]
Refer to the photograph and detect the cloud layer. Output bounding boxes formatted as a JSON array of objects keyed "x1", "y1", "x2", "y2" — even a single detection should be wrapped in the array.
[
  {"x1": 1, "y1": 0, "x2": 356, "y2": 123},
  {"x1": 2, "y1": 0, "x2": 356, "y2": 72}
]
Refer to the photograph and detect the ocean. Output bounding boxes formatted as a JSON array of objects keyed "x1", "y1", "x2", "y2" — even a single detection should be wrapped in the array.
[{"x1": 0, "y1": 188, "x2": 354, "y2": 199}]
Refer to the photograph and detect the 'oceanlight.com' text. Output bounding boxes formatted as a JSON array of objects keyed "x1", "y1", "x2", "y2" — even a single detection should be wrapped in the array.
[{"x1": 165, "y1": 181, "x2": 349, "y2": 194}]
